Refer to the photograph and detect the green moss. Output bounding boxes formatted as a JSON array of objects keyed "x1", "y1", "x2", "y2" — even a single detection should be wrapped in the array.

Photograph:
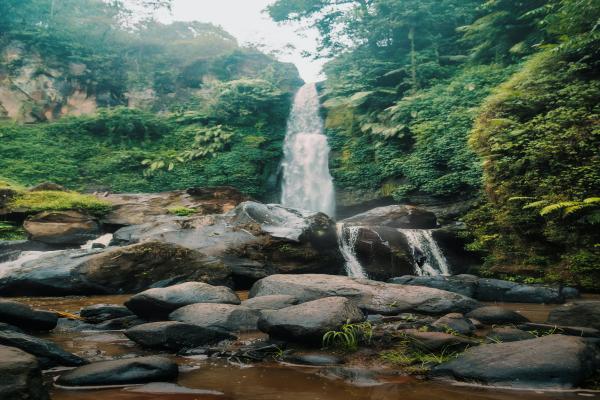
[
  {"x1": 167, "y1": 206, "x2": 197, "y2": 217},
  {"x1": 9, "y1": 191, "x2": 112, "y2": 216},
  {"x1": 0, "y1": 222, "x2": 27, "y2": 240}
]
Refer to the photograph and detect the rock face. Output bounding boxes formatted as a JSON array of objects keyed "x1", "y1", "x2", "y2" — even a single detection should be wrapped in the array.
[
  {"x1": 0, "y1": 330, "x2": 86, "y2": 368},
  {"x1": 249, "y1": 274, "x2": 479, "y2": 315},
  {"x1": 56, "y1": 356, "x2": 178, "y2": 387},
  {"x1": 23, "y1": 211, "x2": 100, "y2": 245},
  {"x1": 125, "y1": 321, "x2": 235, "y2": 350},
  {"x1": 342, "y1": 205, "x2": 437, "y2": 229},
  {"x1": 80, "y1": 304, "x2": 133, "y2": 324},
  {"x1": 258, "y1": 297, "x2": 365, "y2": 344},
  {"x1": 125, "y1": 282, "x2": 240, "y2": 320},
  {"x1": 241, "y1": 295, "x2": 298, "y2": 310},
  {"x1": 0, "y1": 299, "x2": 58, "y2": 331},
  {"x1": 0, "y1": 241, "x2": 232, "y2": 296},
  {"x1": 170, "y1": 304, "x2": 261, "y2": 332},
  {"x1": 389, "y1": 275, "x2": 477, "y2": 298},
  {"x1": 432, "y1": 335, "x2": 600, "y2": 389},
  {"x1": 547, "y1": 301, "x2": 600, "y2": 329},
  {"x1": 0, "y1": 345, "x2": 49, "y2": 400},
  {"x1": 466, "y1": 306, "x2": 529, "y2": 325}
]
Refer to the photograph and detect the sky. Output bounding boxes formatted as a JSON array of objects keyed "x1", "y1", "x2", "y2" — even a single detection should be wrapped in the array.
[{"x1": 154, "y1": 0, "x2": 326, "y2": 82}]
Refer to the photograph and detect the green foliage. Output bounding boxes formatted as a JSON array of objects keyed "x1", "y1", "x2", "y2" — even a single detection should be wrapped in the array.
[
  {"x1": 0, "y1": 222, "x2": 27, "y2": 241},
  {"x1": 380, "y1": 333, "x2": 461, "y2": 370},
  {"x1": 8, "y1": 191, "x2": 112, "y2": 216},
  {"x1": 322, "y1": 321, "x2": 373, "y2": 351},
  {"x1": 167, "y1": 206, "x2": 196, "y2": 217}
]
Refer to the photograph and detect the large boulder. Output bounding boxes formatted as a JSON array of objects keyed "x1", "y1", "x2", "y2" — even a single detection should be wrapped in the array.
[
  {"x1": 125, "y1": 321, "x2": 235, "y2": 350},
  {"x1": 431, "y1": 313, "x2": 475, "y2": 335},
  {"x1": 257, "y1": 297, "x2": 365, "y2": 344},
  {"x1": 485, "y1": 327, "x2": 537, "y2": 343},
  {"x1": 547, "y1": 301, "x2": 600, "y2": 330},
  {"x1": 389, "y1": 275, "x2": 478, "y2": 298},
  {"x1": 0, "y1": 241, "x2": 232, "y2": 296},
  {"x1": 432, "y1": 335, "x2": 600, "y2": 389},
  {"x1": 23, "y1": 211, "x2": 100, "y2": 245},
  {"x1": 0, "y1": 330, "x2": 86, "y2": 368},
  {"x1": 466, "y1": 306, "x2": 529, "y2": 325},
  {"x1": 170, "y1": 304, "x2": 261, "y2": 332},
  {"x1": 79, "y1": 304, "x2": 133, "y2": 324},
  {"x1": 242, "y1": 295, "x2": 299, "y2": 310},
  {"x1": 56, "y1": 356, "x2": 178, "y2": 387},
  {"x1": 0, "y1": 299, "x2": 58, "y2": 331},
  {"x1": 342, "y1": 205, "x2": 437, "y2": 229},
  {"x1": 125, "y1": 282, "x2": 241, "y2": 320},
  {"x1": 249, "y1": 274, "x2": 479, "y2": 315},
  {"x1": 400, "y1": 329, "x2": 478, "y2": 352},
  {"x1": 0, "y1": 345, "x2": 49, "y2": 400}
]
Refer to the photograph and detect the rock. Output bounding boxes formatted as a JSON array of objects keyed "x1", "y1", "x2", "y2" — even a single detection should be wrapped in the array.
[
  {"x1": 342, "y1": 205, "x2": 437, "y2": 229},
  {"x1": 400, "y1": 329, "x2": 478, "y2": 351},
  {"x1": 241, "y1": 295, "x2": 298, "y2": 310},
  {"x1": 432, "y1": 335, "x2": 600, "y2": 389},
  {"x1": 476, "y1": 279, "x2": 563, "y2": 303},
  {"x1": 95, "y1": 315, "x2": 146, "y2": 330},
  {"x1": 124, "y1": 321, "x2": 235, "y2": 351},
  {"x1": 431, "y1": 313, "x2": 475, "y2": 335},
  {"x1": 518, "y1": 323, "x2": 600, "y2": 338},
  {"x1": 547, "y1": 301, "x2": 600, "y2": 330},
  {"x1": 485, "y1": 327, "x2": 537, "y2": 343},
  {"x1": 0, "y1": 240, "x2": 59, "y2": 263},
  {"x1": 0, "y1": 322, "x2": 24, "y2": 332},
  {"x1": 0, "y1": 345, "x2": 49, "y2": 400},
  {"x1": 0, "y1": 299, "x2": 58, "y2": 331},
  {"x1": 318, "y1": 367, "x2": 381, "y2": 386},
  {"x1": 561, "y1": 287, "x2": 580, "y2": 299},
  {"x1": 125, "y1": 282, "x2": 240, "y2": 320},
  {"x1": 0, "y1": 241, "x2": 232, "y2": 296},
  {"x1": 258, "y1": 297, "x2": 365, "y2": 344},
  {"x1": 80, "y1": 304, "x2": 133, "y2": 323},
  {"x1": 389, "y1": 275, "x2": 478, "y2": 298},
  {"x1": 283, "y1": 353, "x2": 345, "y2": 366},
  {"x1": 466, "y1": 306, "x2": 529, "y2": 325},
  {"x1": 123, "y1": 382, "x2": 224, "y2": 396},
  {"x1": 249, "y1": 274, "x2": 479, "y2": 315},
  {"x1": 29, "y1": 182, "x2": 67, "y2": 191},
  {"x1": 56, "y1": 356, "x2": 178, "y2": 387},
  {"x1": 0, "y1": 330, "x2": 86, "y2": 368},
  {"x1": 23, "y1": 211, "x2": 100, "y2": 245},
  {"x1": 170, "y1": 304, "x2": 261, "y2": 332}
]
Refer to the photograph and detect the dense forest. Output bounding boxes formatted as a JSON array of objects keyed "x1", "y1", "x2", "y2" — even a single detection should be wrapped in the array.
[{"x1": 1, "y1": 0, "x2": 599, "y2": 289}]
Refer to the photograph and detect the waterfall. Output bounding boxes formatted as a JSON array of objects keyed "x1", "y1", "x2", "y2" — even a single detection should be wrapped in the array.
[
  {"x1": 336, "y1": 223, "x2": 368, "y2": 279},
  {"x1": 281, "y1": 83, "x2": 335, "y2": 217},
  {"x1": 399, "y1": 229, "x2": 450, "y2": 276}
]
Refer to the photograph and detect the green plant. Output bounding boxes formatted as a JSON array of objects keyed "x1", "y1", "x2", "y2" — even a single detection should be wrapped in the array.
[
  {"x1": 167, "y1": 206, "x2": 197, "y2": 217},
  {"x1": 8, "y1": 191, "x2": 112, "y2": 216},
  {"x1": 0, "y1": 222, "x2": 27, "y2": 240},
  {"x1": 322, "y1": 321, "x2": 373, "y2": 351}
]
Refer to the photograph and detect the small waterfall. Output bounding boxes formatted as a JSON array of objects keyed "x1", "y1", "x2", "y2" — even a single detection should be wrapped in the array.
[
  {"x1": 400, "y1": 229, "x2": 450, "y2": 276},
  {"x1": 336, "y1": 223, "x2": 368, "y2": 279},
  {"x1": 280, "y1": 83, "x2": 335, "y2": 217}
]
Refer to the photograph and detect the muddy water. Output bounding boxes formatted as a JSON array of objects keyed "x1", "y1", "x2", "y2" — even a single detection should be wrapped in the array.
[{"x1": 13, "y1": 295, "x2": 599, "y2": 400}]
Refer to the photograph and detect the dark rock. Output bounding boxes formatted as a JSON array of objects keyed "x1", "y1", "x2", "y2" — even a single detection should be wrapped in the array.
[
  {"x1": 547, "y1": 301, "x2": 600, "y2": 329},
  {"x1": 94, "y1": 315, "x2": 146, "y2": 330},
  {"x1": 0, "y1": 322, "x2": 24, "y2": 333},
  {"x1": 476, "y1": 279, "x2": 563, "y2": 303},
  {"x1": 431, "y1": 313, "x2": 475, "y2": 335},
  {"x1": 125, "y1": 321, "x2": 235, "y2": 350},
  {"x1": 0, "y1": 330, "x2": 86, "y2": 368},
  {"x1": 23, "y1": 211, "x2": 100, "y2": 245},
  {"x1": 0, "y1": 240, "x2": 60, "y2": 263},
  {"x1": 400, "y1": 329, "x2": 478, "y2": 351},
  {"x1": 389, "y1": 275, "x2": 477, "y2": 298},
  {"x1": 561, "y1": 287, "x2": 580, "y2": 299},
  {"x1": 249, "y1": 274, "x2": 479, "y2": 315},
  {"x1": 342, "y1": 205, "x2": 437, "y2": 229},
  {"x1": 432, "y1": 335, "x2": 600, "y2": 389},
  {"x1": 0, "y1": 344, "x2": 49, "y2": 400},
  {"x1": 0, "y1": 299, "x2": 58, "y2": 331},
  {"x1": 170, "y1": 304, "x2": 261, "y2": 332},
  {"x1": 283, "y1": 353, "x2": 345, "y2": 366},
  {"x1": 518, "y1": 323, "x2": 600, "y2": 338},
  {"x1": 485, "y1": 327, "x2": 537, "y2": 343},
  {"x1": 466, "y1": 306, "x2": 529, "y2": 325},
  {"x1": 242, "y1": 295, "x2": 298, "y2": 310},
  {"x1": 258, "y1": 297, "x2": 365, "y2": 344},
  {"x1": 80, "y1": 304, "x2": 133, "y2": 324},
  {"x1": 125, "y1": 282, "x2": 240, "y2": 320},
  {"x1": 56, "y1": 356, "x2": 178, "y2": 387}
]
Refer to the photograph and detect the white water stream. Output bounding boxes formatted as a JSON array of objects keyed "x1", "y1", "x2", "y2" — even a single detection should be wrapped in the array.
[
  {"x1": 280, "y1": 83, "x2": 335, "y2": 218},
  {"x1": 399, "y1": 229, "x2": 450, "y2": 276},
  {"x1": 336, "y1": 223, "x2": 368, "y2": 279}
]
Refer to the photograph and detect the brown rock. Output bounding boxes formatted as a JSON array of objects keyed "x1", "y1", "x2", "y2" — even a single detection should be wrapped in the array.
[{"x1": 23, "y1": 211, "x2": 99, "y2": 245}]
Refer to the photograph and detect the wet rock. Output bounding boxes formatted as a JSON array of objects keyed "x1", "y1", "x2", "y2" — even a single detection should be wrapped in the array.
[
  {"x1": 258, "y1": 297, "x2": 365, "y2": 344},
  {"x1": 389, "y1": 275, "x2": 477, "y2": 298},
  {"x1": 0, "y1": 344, "x2": 49, "y2": 400},
  {"x1": 547, "y1": 301, "x2": 600, "y2": 330},
  {"x1": 95, "y1": 315, "x2": 146, "y2": 330},
  {"x1": 342, "y1": 205, "x2": 437, "y2": 229},
  {"x1": 80, "y1": 304, "x2": 133, "y2": 324},
  {"x1": 241, "y1": 295, "x2": 298, "y2": 310},
  {"x1": 561, "y1": 287, "x2": 580, "y2": 299},
  {"x1": 56, "y1": 356, "x2": 178, "y2": 387},
  {"x1": 283, "y1": 353, "x2": 345, "y2": 366},
  {"x1": 123, "y1": 382, "x2": 224, "y2": 396},
  {"x1": 170, "y1": 304, "x2": 261, "y2": 332},
  {"x1": 0, "y1": 330, "x2": 86, "y2": 368},
  {"x1": 476, "y1": 279, "x2": 563, "y2": 303},
  {"x1": 466, "y1": 306, "x2": 529, "y2": 325},
  {"x1": 249, "y1": 274, "x2": 479, "y2": 315},
  {"x1": 23, "y1": 211, "x2": 100, "y2": 245},
  {"x1": 0, "y1": 299, "x2": 58, "y2": 331},
  {"x1": 318, "y1": 367, "x2": 381, "y2": 386},
  {"x1": 0, "y1": 240, "x2": 59, "y2": 263},
  {"x1": 432, "y1": 335, "x2": 600, "y2": 389},
  {"x1": 0, "y1": 322, "x2": 24, "y2": 333},
  {"x1": 431, "y1": 313, "x2": 475, "y2": 335},
  {"x1": 125, "y1": 282, "x2": 240, "y2": 320},
  {"x1": 485, "y1": 327, "x2": 536, "y2": 343},
  {"x1": 125, "y1": 321, "x2": 235, "y2": 351},
  {"x1": 518, "y1": 323, "x2": 600, "y2": 338},
  {"x1": 400, "y1": 329, "x2": 478, "y2": 351}
]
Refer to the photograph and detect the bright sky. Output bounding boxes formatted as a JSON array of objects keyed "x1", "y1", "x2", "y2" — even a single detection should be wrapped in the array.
[{"x1": 154, "y1": 0, "x2": 326, "y2": 82}]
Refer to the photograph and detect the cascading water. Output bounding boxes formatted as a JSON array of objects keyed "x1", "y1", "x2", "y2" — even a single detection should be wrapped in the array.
[
  {"x1": 336, "y1": 223, "x2": 368, "y2": 279},
  {"x1": 399, "y1": 229, "x2": 450, "y2": 276},
  {"x1": 280, "y1": 83, "x2": 335, "y2": 217}
]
